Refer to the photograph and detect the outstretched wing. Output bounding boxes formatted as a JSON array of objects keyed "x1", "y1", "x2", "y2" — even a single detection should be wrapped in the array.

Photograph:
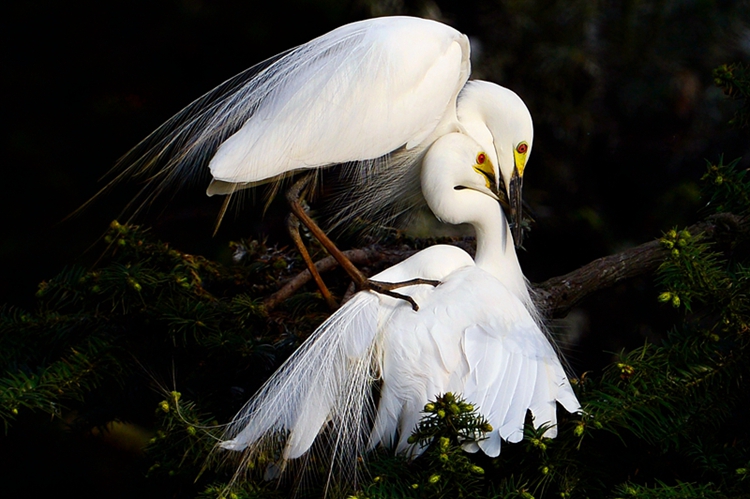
[
  {"x1": 454, "y1": 268, "x2": 580, "y2": 457},
  {"x1": 219, "y1": 291, "x2": 380, "y2": 485},
  {"x1": 369, "y1": 266, "x2": 580, "y2": 457},
  {"x1": 219, "y1": 245, "x2": 474, "y2": 484}
]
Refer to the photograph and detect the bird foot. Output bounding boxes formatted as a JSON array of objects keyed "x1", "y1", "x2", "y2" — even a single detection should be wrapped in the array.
[{"x1": 365, "y1": 278, "x2": 441, "y2": 311}]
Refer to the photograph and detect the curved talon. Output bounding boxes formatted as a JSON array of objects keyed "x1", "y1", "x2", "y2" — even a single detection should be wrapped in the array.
[{"x1": 365, "y1": 278, "x2": 443, "y2": 311}]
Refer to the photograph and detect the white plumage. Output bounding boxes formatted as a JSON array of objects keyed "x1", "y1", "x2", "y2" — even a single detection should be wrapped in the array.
[
  {"x1": 111, "y1": 16, "x2": 532, "y2": 240},
  {"x1": 218, "y1": 133, "x2": 580, "y2": 489}
]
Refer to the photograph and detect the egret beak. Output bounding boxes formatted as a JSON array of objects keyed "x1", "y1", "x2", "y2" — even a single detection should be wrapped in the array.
[{"x1": 509, "y1": 166, "x2": 523, "y2": 248}]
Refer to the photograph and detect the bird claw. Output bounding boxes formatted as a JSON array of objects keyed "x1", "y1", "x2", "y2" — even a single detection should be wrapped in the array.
[{"x1": 366, "y1": 278, "x2": 442, "y2": 311}]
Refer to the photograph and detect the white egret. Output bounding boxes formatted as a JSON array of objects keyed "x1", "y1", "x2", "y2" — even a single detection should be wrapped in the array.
[
  {"x1": 218, "y1": 133, "x2": 579, "y2": 492},
  {"x1": 105, "y1": 16, "x2": 533, "y2": 305}
]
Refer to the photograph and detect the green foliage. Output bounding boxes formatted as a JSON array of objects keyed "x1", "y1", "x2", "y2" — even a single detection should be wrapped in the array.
[
  {"x1": 0, "y1": 220, "x2": 334, "y2": 495},
  {"x1": 363, "y1": 393, "x2": 491, "y2": 498},
  {"x1": 4, "y1": 153, "x2": 750, "y2": 497},
  {"x1": 4, "y1": 70, "x2": 750, "y2": 497},
  {"x1": 714, "y1": 63, "x2": 750, "y2": 130}
]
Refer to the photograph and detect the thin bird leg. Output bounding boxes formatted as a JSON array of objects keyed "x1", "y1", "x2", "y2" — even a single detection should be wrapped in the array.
[
  {"x1": 287, "y1": 212, "x2": 339, "y2": 311},
  {"x1": 286, "y1": 174, "x2": 441, "y2": 311}
]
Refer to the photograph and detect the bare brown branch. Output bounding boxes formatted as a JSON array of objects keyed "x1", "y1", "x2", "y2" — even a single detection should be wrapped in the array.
[
  {"x1": 264, "y1": 213, "x2": 748, "y2": 316},
  {"x1": 534, "y1": 213, "x2": 748, "y2": 318}
]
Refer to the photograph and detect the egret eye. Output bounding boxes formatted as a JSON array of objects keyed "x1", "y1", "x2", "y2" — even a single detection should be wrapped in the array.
[
  {"x1": 476, "y1": 153, "x2": 486, "y2": 164},
  {"x1": 516, "y1": 143, "x2": 528, "y2": 154}
]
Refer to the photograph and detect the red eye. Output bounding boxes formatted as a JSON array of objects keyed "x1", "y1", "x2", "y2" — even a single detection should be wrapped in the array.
[
  {"x1": 477, "y1": 153, "x2": 486, "y2": 164},
  {"x1": 516, "y1": 143, "x2": 528, "y2": 154}
]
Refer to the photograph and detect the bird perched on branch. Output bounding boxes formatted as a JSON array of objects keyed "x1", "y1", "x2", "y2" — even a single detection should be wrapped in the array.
[
  {"x1": 96, "y1": 16, "x2": 533, "y2": 307},
  {"x1": 217, "y1": 133, "x2": 579, "y2": 493}
]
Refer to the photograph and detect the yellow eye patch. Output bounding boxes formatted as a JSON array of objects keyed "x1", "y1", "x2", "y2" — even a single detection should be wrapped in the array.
[
  {"x1": 472, "y1": 151, "x2": 495, "y2": 189},
  {"x1": 513, "y1": 141, "x2": 529, "y2": 177}
]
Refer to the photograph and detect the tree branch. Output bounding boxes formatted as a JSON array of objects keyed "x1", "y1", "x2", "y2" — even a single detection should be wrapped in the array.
[
  {"x1": 534, "y1": 212, "x2": 748, "y2": 318},
  {"x1": 264, "y1": 213, "x2": 748, "y2": 316}
]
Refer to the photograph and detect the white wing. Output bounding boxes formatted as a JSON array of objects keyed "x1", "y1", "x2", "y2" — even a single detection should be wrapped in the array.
[
  {"x1": 220, "y1": 291, "x2": 377, "y2": 447},
  {"x1": 218, "y1": 245, "x2": 472, "y2": 479},
  {"x1": 219, "y1": 246, "x2": 579, "y2": 481},
  {"x1": 209, "y1": 16, "x2": 471, "y2": 186},
  {"x1": 370, "y1": 265, "x2": 581, "y2": 458},
  {"x1": 112, "y1": 17, "x2": 470, "y2": 204}
]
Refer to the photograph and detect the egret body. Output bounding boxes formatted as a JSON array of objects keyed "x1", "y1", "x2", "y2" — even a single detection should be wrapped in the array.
[
  {"x1": 114, "y1": 16, "x2": 532, "y2": 244},
  {"x1": 218, "y1": 134, "x2": 579, "y2": 489}
]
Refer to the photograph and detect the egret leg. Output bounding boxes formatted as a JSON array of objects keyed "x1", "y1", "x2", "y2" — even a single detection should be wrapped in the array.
[
  {"x1": 286, "y1": 174, "x2": 441, "y2": 311},
  {"x1": 287, "y1": 212, "x2": 338, "y2": 310}
]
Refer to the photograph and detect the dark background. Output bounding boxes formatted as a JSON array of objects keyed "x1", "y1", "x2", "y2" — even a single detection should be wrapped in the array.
[
  {"x1": 2, "y1": 1, "x2": 750, "y2": 496},
  {"x1": 3, "y1": 0, "x2": 749, "y2": 373}
]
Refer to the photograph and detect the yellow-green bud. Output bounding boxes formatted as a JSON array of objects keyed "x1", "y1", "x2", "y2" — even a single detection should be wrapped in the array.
[
  {"x1": 171, "y1": 391, "x2": 181, "y2": 402},
  {"x1": 671, "y1": 248, "x2": 680, "y2": 258},
  {"x1": 449, "y1": 403, "x2": 460, "y2": 414},
  {"x1": 159, "y1": 401, "x2": 169, "y2": 413},
  {"x1": 658, "y1": 292, "x2": 672, "y2": 303},
  {"x1": 424, "y1": 403, "x2": 435, "y2": 412},
  {"x1": 671, "y1": 295, "x2": 681, "y2": 307},
  {"x1": 574, "y1": 422, "x2": 585, "y2": 437},
  {"x1": 679, "y1": 230, "x2": 691, "y2": 240},
  {"x1": 11, "y1": 407, "x2": 18, "y2": 415},
  {"x1": 411, "y1": 483, "x2": 419, "y2": 489},
  {"x1": 373, "y1": 476, "x2": 381, "y2": 483},
  {"x1": 470, "y1": 465, "x2": 485, "y2": 475},
  {"x1": 439, "y1": 453, "x2": 449, "y2": 463},
  {"x1": 428, "y1": 474, "x2": 441, "y2": 484},
  {"x1": 618, "y1": 363, "x2": 635, "y2": 379},
  {"x1": 541, "y1": 466, "x2": 549, "y2": 475},
  {"x1": 439, "y1": 436, "x2": 450, "y2": 451},
  {"x1": 186, "y1": 426, "x2": 196, "y2": 436},
  {"x1": 661, "y1": 239, "x2": 674, "y2": 249},
  {"x1": 437, "y1": 409, "x2": 446, "y2": 418},
  {"x1": 667, "y1": 229, "x2": 678, "y2": 240},
  {"x1": 229, "y1": 493, "x2": 238, "y2": 499},
  {"x1": 715, "y1": 175, "x2": 724, "y2": 185}
]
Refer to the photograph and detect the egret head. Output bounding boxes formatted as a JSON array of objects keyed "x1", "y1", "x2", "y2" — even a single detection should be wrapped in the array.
[
  {"x1": 456, "y1": 81, "x2": 533, "y2": 247},
  {"x1": 421, "y1": 133, "x2": 502, "y2": 229}
]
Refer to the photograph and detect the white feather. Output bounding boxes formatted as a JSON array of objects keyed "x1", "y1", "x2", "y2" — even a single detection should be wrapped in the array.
[
  {"x1": 101, "y1": 17, "x2": 533, "y2": 236},
  {"x1": 218, "y1": 134, "x2": 580, "y2": 491}
]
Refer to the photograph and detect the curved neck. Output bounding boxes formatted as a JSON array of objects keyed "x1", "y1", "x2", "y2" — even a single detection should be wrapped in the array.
[{"x1": 472, "y1": 201, "x2": 531, "y2": 305}]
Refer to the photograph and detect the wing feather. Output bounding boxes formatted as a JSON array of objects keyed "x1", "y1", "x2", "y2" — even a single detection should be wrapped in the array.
[{"x1": 206, "y1": 17, "x2": 470, "y2": 184}]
